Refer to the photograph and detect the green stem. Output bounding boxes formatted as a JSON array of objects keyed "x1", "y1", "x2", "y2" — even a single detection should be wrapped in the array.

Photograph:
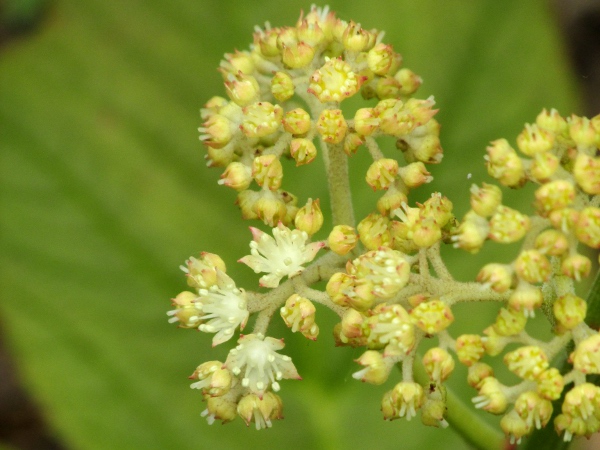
[
  {"x1": 321, "y1": 140, "x2": 355, "y2": 227},
  {"x1": 413, "y1": 360, "x2": 505, "y2": 450}
]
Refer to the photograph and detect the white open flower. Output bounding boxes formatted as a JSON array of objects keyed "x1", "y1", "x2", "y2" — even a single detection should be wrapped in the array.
[
  {"x1": 239, "y1": 223, "x2": 325, "y2": 288},
  {"x1": 195, "y1": 270, "x2": 249, "y2": 346},
  {"x1": 225, "y1": 333, "x2": 301, "y2": 395}
]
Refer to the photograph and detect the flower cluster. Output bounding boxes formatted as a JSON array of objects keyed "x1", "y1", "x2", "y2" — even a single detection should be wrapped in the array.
[{"x1": 168, "y1": 4, "x2": 600, "y2": 445}]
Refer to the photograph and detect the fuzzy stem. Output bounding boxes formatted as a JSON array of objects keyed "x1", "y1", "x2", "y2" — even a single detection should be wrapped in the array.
[{"x1": 321, "y1": 139, "x2": 355, "y2": 227}]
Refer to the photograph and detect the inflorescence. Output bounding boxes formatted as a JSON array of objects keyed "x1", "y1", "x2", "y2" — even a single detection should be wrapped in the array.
[{"x1": 169, "y1": 5, "x2": 600, "y2": 444}]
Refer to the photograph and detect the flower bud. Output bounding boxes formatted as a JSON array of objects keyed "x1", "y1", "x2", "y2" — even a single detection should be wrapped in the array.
[
  {"x1": 241, "y1": 102, "x2": 283, "y2": 138},
  {"x1": 476, "y1": 263, "x2": 513, "y2": 293},
  {"x1": 282, "y1": 108, "x2": 311, "y2": 135},
  {"x1": 271, "y1": 71, "x2": 295, "y2": 102},
  {"x1": 575, "y1": 206, "x2": 600, "y2": 248},
  {"x1": 467, "y1": 362, "x2": 494, "y2": 389},
  {"x1": 237, "y1": 392, "x2": 283, "y2": 430},
  {"x1": 423, "y1": 347, "x2": 455, "y2": 382},
  {"x1": 549, "y1": 207, "x2": 579, "y2": 232},
  {"x1": 377, "y1": 189, "x2": 408, "y2": 216},
  {"x1": 394, "y1": 68, "x2": 422, "y2": 96},
  {"x1": 280, "y1": 294, "x2": 319, "y2": 340},
  {"x1": 282, "y1": 41, "x2": 315, "y2": 68},
  {"x1": 254, "y1": 191, "x2": 287, "y2": 226},
  {"x1": 485, "y1": 139, "x2": 525, "y2": 187},
  {"x1": 352, "y1": 350, "x2": 393, "y2": 384},
  {"x1": 553, "y1": 294, "x2": 587, "y2": 331},
  {"x1": 367, "y1": 303, "x2": 415, "y2": 355},
  {"x1": 514, "y1": 249, "x2": 551, "y2": 284},
  {"x1": 189, "y1": 361, "x2": 232, "y2": 397},
  {"x1": 294, "y1": 198, "x2": 323, "y2": 235},
  {"x1": 289, "y1": 138, "x2": 317, "y2": 166},
  {"x1": 472, "y1": 377, "x2": 508, "y2": 414},
  {"x1": 253, "y1": 154, "x2": 283, "y2": 190},
  {"x1": 316, "y1": 109, "x2": 348, "y2": 143},
  {"x1": 561, "y1": 253, "x2": 591, "y2": 281},
  {"x1": 343, "y1": 132, "x2": 364, "y2": 156},
  {"x1": 456, "y1": 334, "x2": 485, "y2": 366},
  {"x1": 504, "y1": 346, "x2": 549, "y2": 380},
  {"x1": 534, "y1": 180, "x2": 575, "y2": 216},
  {"x1": 421, "y1": 383, "x2": 448, "y2": 428},
  {"x1": 388, "y1": 382, "x2": 425, "y2": 421},
  {"x1": 410, "y1": 299, "x2": 454, "y2": 335},
  {"x1": 236, "y1": 189, "x2": 260, "y2": 220},
  {"x1": 367, "y1": 43, "x2": 401, "y2": 76},
  {"x1": 536, "y1": 108, "x2": 567, "y2": 135},
  {"x1": 366, "y1": 158, "x2": 399, "y2": 190},
  {"x1": 570, "y1": 333, "x2": 600, "y2": 374},
  {"x1": 219, "y1": 162, "x2": 252, "y2": 191},
  {"x1": 398, "y1": 162, "x2": 432, "y2": 189},
  {"x1": 508, "y1": 284, "x2": 543, "y2": 316},
  {"x1": 328, "y1": 225, "x2": 358, "y2": 255},
  {"x1": 203, "y1": 394, "x2": 238, "y2": 424},
  {"x1": 573, "y1": 153, "x2": 600, "y2": 194},
  {"x1": 326, "y1": 272, "x2": 356, "y2": 307},
  {"x1": 516, "y1": 123, "x2": 554, "y2": 156},
  {"x1": 469, "y1": 183, "x2": 502, "y2": 217},
  {"x1": 182, "y1": 252, "x2": 227, "y2": 289},
  {"x1": 530, "y1": 152, "x2": 559, "y2": 181},
  {"x1": 357, "y1": 213, "x2": 391, "y2": 250},
  {"x1": 488, "y1": 205, "x2": 530, "y2": 243},
  {"x1": 452, "y1": 210, "x2": 489, "y2": 253},
  {"x1": 569, "y1": 115, "x2": 597, "y2": 147},
  {"x1": 494, "y1": 307, "x2": 527, "y2": 335},
  {"x1": 375, "y1": 76, "x2": 401, "y2": 100},
  {"x1": 342, "y1": 21, "x2": 372, "y2": 52},
  {"x1": 501, "y1": 409, "x2": 532, "y2": 445},
  {"x1": 535, "y1": 229, "x2": 569, "y2": 256},
  {"x1": 309, "y1": 58, "x2": 359, "y2": 102},
  {"x1": 354, "y1": 108, "x2": 379, "y2": 136},
  {"x1": 167, "y1": 291, "x2": 201, "y2": 328},
  {"x1": 536, "y1": 368, "x2": 564, "y2": 401},
  {"x1": 224, "y1": 72, "x2": 260, "y2": 106}
]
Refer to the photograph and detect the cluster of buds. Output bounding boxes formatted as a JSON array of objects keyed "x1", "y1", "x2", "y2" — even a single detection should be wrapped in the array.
[{"x1": 168, "y1": 4, "x2": 600, "y2": 446}]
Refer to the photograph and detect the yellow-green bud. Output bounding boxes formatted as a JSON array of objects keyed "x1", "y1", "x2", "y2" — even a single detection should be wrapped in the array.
[
  {"x1": 343, "y1": 132, "x2": 364, "y2": 156},
  {"x1": 352, "y1": 350, "x2": 393, "y2": 384},
  {"x1": 241, "y1": 102, "x2": 283, "y2": 138},
  {"x1": 375, "y1": 75, "x2": 401, "y2": 100},
  {"x1": 367, "y1": 43, "x2": 401, "y2": 76},
  {"x1": 485, "y1": 139, "x2": 525, "y2": 187},
  {"x1": 394, "y1": 68, "x2": 422, "y2": 96},
  {"x1": 536, "y1": 108, "x2": 567, "y2": 135},
  {"x1": 421, "y1": 383, "x2": 448, "y2": 428},
  {"x1": 514, "y1": 249, "x2": 552, "y2": 284},
  {"x1": 328, "y1": 225, "x2": 358, "y2": 255},
  {"x1": 339, "y1": 308, "x2": 366, "y2": 341},
  {"x1": 494, "y1": 307, "x2": 527, "y2": 336},
  {"x1": 377, "y1": 189, "x2": 408, "y2": 216},
  {"x1": 366, "y1": 158, "x2": 399, "y2": 190},
  {"x1": 168, "y1": 291, "x2": 201, "y2": 328},
  {"x1": 472, "y1": 376, "x2": 508, "y2": 414},
  {"x1": 456, "y1": 334, "x2": 485, "y2": 366},
  {"x1": 354, "y1": 107, "x2": 379, "y2": 136},
  {"x1": 296, "y1": 17, "x2": 326, "y2": 47},
  {"x1": 254, "y1": 191, "x2": 287, "y2": 226},
  {"x1": 561, "y1": 253, "x2": 591, "y2": 281},
  {"x1": 236, "y1": 189, "x2": 260, "y2": 220},
  {"x1": 271, "y1": 71, "x2": 295, "y2": 102},
  {"x1": 530, "y1": 152, "x2": 559, "y2": 181},
  {"x1": 189, "y1": 361, "x2": 232, "y2": 397},
  {"x1": 482, "y1": 326, "x2": 510, "y2": 356},
  {"x1": 341, "y1": 21, "x2": 372, "y2": 52},
  {"x1": 219, "y1": 162, "x2": 252, "y2": 191},
  {"x1": 289, "y1": 138, "x2": 317, "y2": 166},
  {"x1": 501, "y1": 409, "x2": 532, "y2": 445},
  {"x1": 508, "y1": 285, "x2": 542, "y2": 317},
  {"x1": 467, "y1": 362, "x2": 494, "y2": 389},
  {"x1": 410, "y1": 299, "x2": 454, "y2": 334},
  {"x1": 549, "y1": 207, "x2": 579, "y2": 232},
  {"x1": 253, "y1": 154, "x2": 283, "y2": 190},
  {"x1": 282, "y1": 108, "x2": 311, "y2": 135},
  {"x1": 253, "y1": 28, "x2": 280, "y2": 57},
  {"x1": 570, "y1": 333, "x2": 600, "y2": 374},
  {"x1": 388, "y1": 382, "x2": 425, "y2": 421},
  {"x1": 536, "y1": 368, "x2": 564, "y2": 400},
  {"x1": 423, "y1": 347, "x2": 455, "y2": 382},
  {"x1": 575, "y1": 206, "x2": 600, "y2": 248},
  {"x1": 326, "y1": 272, "x2": 356, "y2": 307},
  {"x1": 200, "y1": 114, "x2": 234, "y2": 150},
  {"x1": 204, "y1": 394, "x2": 238, "y2": 424},
  {"x1": 280, "y1": 294, "x2": 319, "y2": 340},
  {"x1": 504, "y1": 346, "x2": 549, "y2": 380},
  {"x1": 309, "y1": 57, "x2": 359, "y2": 102},
  {"x1": 294, "y1": 198, "x2": 323, "y2": 235},
  {"x1": 535, "y1": 229, "x2": 569, "y2": 256},
  {"x1": 282, "y1": 41, "x2": 315, "y2": 68},
  {"x1": 534, "y1": 180, "x2": 575, "y2": 216},
  {"x1": 398, "y1": 162, "x2": 432, "y2": 189},
  {"x1": 469, "y1": 183, "x2": 502, "y2": 217},
  {"x1": 569, "y1": 115, "x2": 597, "y2": 148},
  {"x1": 573, "y1": 153, "x2": 600, "y2": 195},
  {"x1": 367, "y1": 303, "x2": 415, "y2": 355},
  {"x1": 516, "y1": 123, "x2": 554, "y2": 156},
  {"x1": 224, "y1": 72, "x2": 260, "y2": 106},
  {"x1": 316, "y1": 109, "x2": 348, "y2": 143},
  {"x1": 237, "y1": 392, "x2": 283, "y2": 430},
  {"x1": 476, "y1": 263, "x2": 513, "y2": 293},
  {"x1": 453, "y1": 210, "x2": 489, "y2": 253},
  {"x1": 182, "y1": 252, "x2": 226, "y2": 289},
  {"x1": 357, "y1": 213, "x2": 391, "y2": 250},
  {"x1": 488, "y1": 205, "x2": 530, "y2": 243}
]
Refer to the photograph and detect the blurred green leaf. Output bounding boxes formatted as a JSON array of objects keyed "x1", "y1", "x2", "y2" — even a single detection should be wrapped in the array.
[{"x1": 0, "y1": 0, "x2": 578, "y2": 449}]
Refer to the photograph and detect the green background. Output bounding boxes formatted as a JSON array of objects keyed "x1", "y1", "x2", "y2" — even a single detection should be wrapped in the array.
[{"x1": 0, "y1": 0, "x2": 581, "y2": 449}]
